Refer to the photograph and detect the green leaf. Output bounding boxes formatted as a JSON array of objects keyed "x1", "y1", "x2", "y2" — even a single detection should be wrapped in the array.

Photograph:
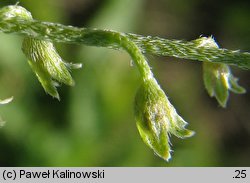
[
  {"x1": 134, "y1": 78, "x2": 194, "y2": 161},
  {"x1": 203, "y1": 62, "x2": 246, "y2": 107}
]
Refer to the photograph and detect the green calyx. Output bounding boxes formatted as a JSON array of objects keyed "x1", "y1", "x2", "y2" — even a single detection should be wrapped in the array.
[
  {"x1": 203, "y1": 63, "x2": 246, "y2": 107},
  {"x1": 22, "y1": 37, "x2": 82, "y2": 99},
  {"x1": 0, "y1": 5, "x2": 82, "y2": 100},
  {"x1": 134, "y1": 78, "x2": 194, "y2": 161},
  {"x1": 0, "y1": 5, "x2": 32, "y2": 21},
  {"x1": 197, "y1": 37, "x2": 246, "y2": 107}
]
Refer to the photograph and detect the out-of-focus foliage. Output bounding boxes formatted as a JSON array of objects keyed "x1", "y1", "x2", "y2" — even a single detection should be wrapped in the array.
[{"x1": 0, "y1": 0, "x2": 249, "y2": 166}]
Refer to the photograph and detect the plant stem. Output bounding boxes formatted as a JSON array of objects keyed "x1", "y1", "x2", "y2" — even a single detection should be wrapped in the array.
[
  {"x1": 0, "y1": 18, "x2": 249, "y2": 69},
  {"x1": 127, "y1": 34, "x2": 250, "y2": 69}
]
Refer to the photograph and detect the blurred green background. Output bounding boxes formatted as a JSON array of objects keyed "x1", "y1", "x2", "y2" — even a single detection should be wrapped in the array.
[{"x1": 0, "y1": 0, "x2": 249, "y2": 166}]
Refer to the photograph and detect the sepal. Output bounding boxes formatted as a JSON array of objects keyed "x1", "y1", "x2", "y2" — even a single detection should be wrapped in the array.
[{"x1": 134, "y1": 78, "x2": 194, "y2": 161}]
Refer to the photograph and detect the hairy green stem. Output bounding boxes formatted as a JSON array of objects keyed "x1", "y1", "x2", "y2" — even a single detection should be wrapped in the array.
[
  {"x1": 127, "y1": 34, "x2": 250, "y2": 69},
  {"x1": 119, "y1": 34, "x2": 153, "y2": 80},
  {"x1": 0, "y1": 5, "x2": 248, "y2": 162},
  {"x1": 0, "y1": 18, "x2": 152, "y2": 78},
  {"x1": 0, "y1": 18, "x2": 249, "y2": 69}
]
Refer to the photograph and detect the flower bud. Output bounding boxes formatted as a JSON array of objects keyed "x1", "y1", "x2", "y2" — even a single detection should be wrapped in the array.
[
  {"x1": 0, "y1": 5, "x2": 32, "y2": 21},
  {"x1": 22, "y1": 37, "x2": 82, "y2": 99},
  {"x1": 134, "y1": 78, "x2": 194, "y2": 161},
  {"x1": 203, "y1": 63, "x2": 246, "y2": 107},
  {"x1": 196, "y1": 36, "x2": 246, "y2": 107}
]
